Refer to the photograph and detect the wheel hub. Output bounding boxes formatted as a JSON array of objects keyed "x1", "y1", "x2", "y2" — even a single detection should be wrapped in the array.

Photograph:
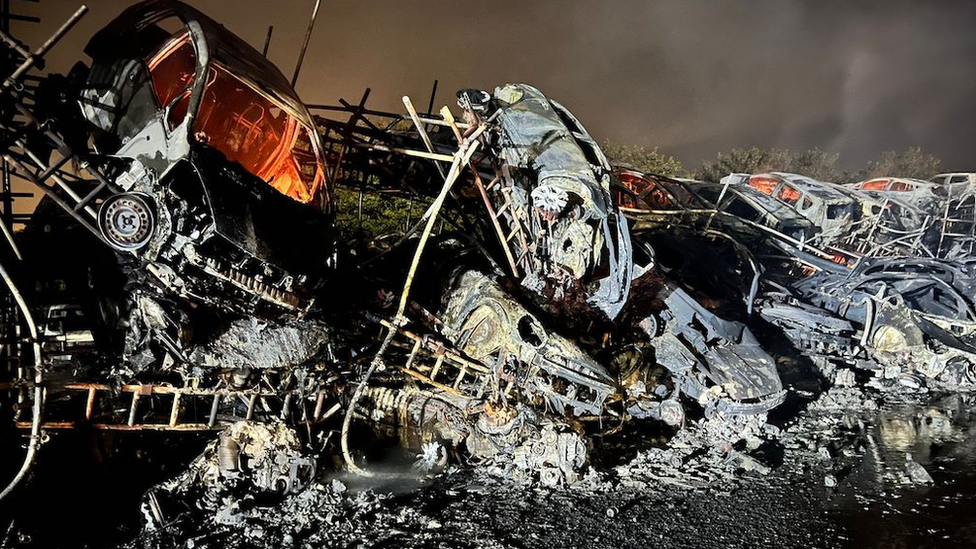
[{"x1": 98, "y1": 193, "x2": 155, "y2": 251}]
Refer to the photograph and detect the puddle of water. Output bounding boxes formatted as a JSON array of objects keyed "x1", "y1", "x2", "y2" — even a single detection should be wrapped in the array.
[{"x1": 829, "y1": 394, "x2": 976, "y2": 548}]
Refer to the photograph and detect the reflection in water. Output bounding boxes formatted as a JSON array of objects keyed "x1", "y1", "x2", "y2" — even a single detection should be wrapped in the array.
[
  {"x1": 832, "y1": 394, "x2": 976, "y2": 548},
  {"x1": 878, "y1": 395, "x2": 969, "y2": 458}
]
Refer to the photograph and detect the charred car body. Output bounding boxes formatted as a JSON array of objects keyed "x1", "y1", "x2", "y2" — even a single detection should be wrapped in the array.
[
  {"x1": 0, "y1": 1, "x2": 796, "y2": 507},
  {"x1": 794, "y1": 257, "x2": 976, "y2": 389},
  {"x1": 730, "y1": 172, "x2": 856, "y2": 241},
  {"x1": 4, "y1": 6, "x2": 974, "y2": 543},
  {"x1": 17, "y1": 1, "x2": 339, "y2": 383},
  {"x1": 614, "y1": 166, "x2": 976, "y2": 392},
  {"x1": 849, "y1": 177, "x2": 947, "y2": 211},
  {"x1": 79, "y1": 0, "x2": 335, "y2": 317}
]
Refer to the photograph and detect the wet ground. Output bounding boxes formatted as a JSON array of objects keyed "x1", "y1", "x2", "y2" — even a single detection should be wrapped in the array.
[
  {"x1": 2, "y1": 389, "x2": 976, "y2": 549},
  {"x1": 826, "y1": 396, "x2": 976, "y2": 548},
  {"x1": 344, "y1": 390, "x2": 976, "y2": 549}
]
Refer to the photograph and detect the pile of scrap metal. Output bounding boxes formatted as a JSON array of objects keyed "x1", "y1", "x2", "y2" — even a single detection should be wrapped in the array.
[
  {"x1": 794, "y1": 257, "x2": 976, "y2": 390},
  {"x1": 0, "y1": 0, "x2": 794, "y2": 511},
  {"x1": 615, "y1": 169, "x2": 976, "y2": 393},
  {"x1": 2, "y1": 4, "x2": 971, "y2": 534},
  {"x1": 0, "y1": 0, "x2": 343, "y2": 507},
  {"x1": 314, "y1": 82, "x2": 788, "y2": 484}
]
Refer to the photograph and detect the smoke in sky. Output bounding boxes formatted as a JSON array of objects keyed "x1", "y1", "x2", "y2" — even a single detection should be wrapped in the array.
[{"x1": 15, "y1": 0, "x2": 976, "y2": 171}]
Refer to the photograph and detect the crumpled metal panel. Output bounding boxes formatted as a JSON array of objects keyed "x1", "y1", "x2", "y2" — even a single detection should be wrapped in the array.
[
  {"x1": 488, "y1": 83, "x2": 633, "y2": 319},
  {"x1": 439, "y1": 269, "x2": 614, "y2": 416},
  {"x1": 757, "y1": 292, "x2": 858, "y2": 356},
  {"x1": 651, "y1": 281, "x2": 785, "y2": 411}
]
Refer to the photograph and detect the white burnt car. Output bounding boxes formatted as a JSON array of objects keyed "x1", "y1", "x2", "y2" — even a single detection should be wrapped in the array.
[
  {"x1": 849, "y1": 177, "x2": 947, "y2": 211},
  {"x1": 74, "y1": 0, "x2": 335, "y2": 317},
  {"x1": 929, "y1": 173, "x2": 976, "y2": 198}
]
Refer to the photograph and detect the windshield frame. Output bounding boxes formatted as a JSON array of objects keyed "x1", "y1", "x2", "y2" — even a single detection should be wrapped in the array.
[{"x1": 91, "y1": 1, "x2": 332, "y2": 212}]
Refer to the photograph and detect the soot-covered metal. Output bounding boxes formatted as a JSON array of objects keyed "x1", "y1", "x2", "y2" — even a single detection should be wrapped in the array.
[{"x1": 1, "y1": 2, "x2": 976, "y2": 548}]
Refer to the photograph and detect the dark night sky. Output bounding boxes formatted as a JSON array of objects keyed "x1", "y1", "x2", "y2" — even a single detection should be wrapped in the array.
[{"x1": 12, "y1": 0, "x2": 976, "y2": 174}]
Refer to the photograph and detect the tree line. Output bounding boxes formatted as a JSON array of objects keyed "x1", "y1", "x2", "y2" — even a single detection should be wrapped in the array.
[
  {"x1": 334, "y1": 143, "x2": 946, "y2": 243},
  {"x1": 601, "y1": 142, "x2": 944, "y2": 184}
]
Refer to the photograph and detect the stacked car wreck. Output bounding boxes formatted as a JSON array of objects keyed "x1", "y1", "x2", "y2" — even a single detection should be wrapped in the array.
[
  {"x1": 0, "y1": 0, "x2": 790, "y2": 495},
  {"x1": 1, "y1": 1, "x2": 975, "y2": 545},
  {"x1": 618, "y1": 167, "x2": 976, "y2": 394}
]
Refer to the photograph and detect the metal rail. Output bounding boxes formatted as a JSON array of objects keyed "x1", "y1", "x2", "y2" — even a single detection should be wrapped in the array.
[{"x1": 0, "y1": 379, "x2": 342, "y2": 431}]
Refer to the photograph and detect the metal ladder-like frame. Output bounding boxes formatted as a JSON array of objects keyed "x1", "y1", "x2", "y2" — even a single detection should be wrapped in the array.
[
  {"x1": 1, "y1": 8, "x2": 119, "y2": 247},
  {"x1": 375, "y1": 317, "x2": 495, "y2": 401},
  {"x1": 937, "y1": 189, "x2": 976, "y2": 259},
  {"x1": 0, "y1": 379, "x2": 343, "y2": 431}
]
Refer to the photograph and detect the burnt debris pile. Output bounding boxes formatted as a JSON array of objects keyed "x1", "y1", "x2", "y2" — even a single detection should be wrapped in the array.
[{"x1": 1, "y1": 2, "x2": 976, "y2": 548}]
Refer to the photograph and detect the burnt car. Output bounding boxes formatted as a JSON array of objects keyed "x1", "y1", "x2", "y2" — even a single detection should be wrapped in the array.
[
  {"x1": 739, "y1": 173, "x2": 856, "y2": 241},
  {"x1": 464, "y1": 83, "x2": 634, "y2": 319},
  {"x1": 848, "y1": 177, "x2": 947, "y2": 212},
  {"x1": 793, "y1": 257, "x2": 976, "y2": 388},
  {"x1": 612, "y1": 169, "x2": 714, "y2": 215},
  {"x1": 74, "y1": 0, "x2": 335, "y2": 318},
  {"x1": 690, "y1": 181, "x2": 817, "y2": 242},
  {"x1": 930, "y1": 173, "x2": 976, "y2": 198}
]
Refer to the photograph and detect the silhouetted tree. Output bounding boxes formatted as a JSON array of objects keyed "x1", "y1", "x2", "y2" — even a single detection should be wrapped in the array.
[
  {"x1": 695, "y1": 147, "x2": 794, "y2": 182},
  {"x1": 602, "y1": 141, "x2": 685, "y2": 177},
  {"x1": 860, "y1": 146, "x2": 942, "y2": 181},
  {"x1": 787, "y1": 147, "x2": 841, "y2": 182}
]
